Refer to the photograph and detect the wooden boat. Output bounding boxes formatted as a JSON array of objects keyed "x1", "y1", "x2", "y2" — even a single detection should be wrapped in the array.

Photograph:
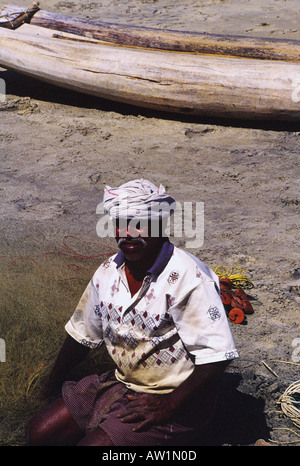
[{"x1": 0, "y1": 3, "x2": 299, "y2": 121}]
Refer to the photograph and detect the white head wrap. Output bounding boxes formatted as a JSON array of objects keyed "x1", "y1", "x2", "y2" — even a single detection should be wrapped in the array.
[{"x1": 103, "y1": 179, "x2": 176, "y2": 220}]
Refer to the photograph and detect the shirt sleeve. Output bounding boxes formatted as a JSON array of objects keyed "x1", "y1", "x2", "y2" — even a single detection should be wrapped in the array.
[
  {"x1": 171, "y1": 280, "x2": 239, "y2": 365},
  {"x1": 65, "y1": 277, "x2": 103, "y2": 348}
]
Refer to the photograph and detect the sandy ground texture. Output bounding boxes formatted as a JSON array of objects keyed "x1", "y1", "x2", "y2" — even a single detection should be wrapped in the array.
[{"x1": 0, "y1": 0, "x2": 300, "y2": 446}]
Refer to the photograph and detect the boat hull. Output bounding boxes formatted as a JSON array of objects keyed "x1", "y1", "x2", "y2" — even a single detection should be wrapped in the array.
[{"x1": 0, "y1": 25, "x2": 299, "y2": 120}]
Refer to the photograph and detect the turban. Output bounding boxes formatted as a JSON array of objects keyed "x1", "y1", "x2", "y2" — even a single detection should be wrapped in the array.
[{"x1": 103, "y1": 179, "x2": 176, "y2": 220}]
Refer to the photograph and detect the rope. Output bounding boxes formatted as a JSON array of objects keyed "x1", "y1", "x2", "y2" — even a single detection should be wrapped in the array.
[
  {"x1": 278, "y1": 380, "x2": 300, "y2": 428},
  {"x1": 5, "y1": 235, "x2": 118, "y2": 271},
  {"x1": 0, "y1": 11, "x2": 24, "y2": 19},
  {"x1": 213, "y1": 265, "x2": 254, "y2": 289},
  {"x1": 269, "y1": 427, "x2": 300, "y2": 445}
]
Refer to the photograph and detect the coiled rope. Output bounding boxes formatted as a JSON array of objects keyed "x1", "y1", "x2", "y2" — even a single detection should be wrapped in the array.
[
  {"x1": 213, "y1": 265, "x2": 254, "y2": 289},
  {"x1": 278, "y1": 380, "x2": 300, "y2": 428}
]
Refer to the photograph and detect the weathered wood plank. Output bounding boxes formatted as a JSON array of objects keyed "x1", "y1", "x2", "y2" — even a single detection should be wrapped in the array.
[{"x1": 1, "y1": 4, "x2": 300, "y2": 62}]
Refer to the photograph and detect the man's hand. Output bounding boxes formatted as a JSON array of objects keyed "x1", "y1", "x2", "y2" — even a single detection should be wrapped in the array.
[
  {"x1": 118, "y1": 361, "x2": 230, "y2": 433},
  {"x1": 118, "y1": 393, "x2": 174, "y2": 432}
]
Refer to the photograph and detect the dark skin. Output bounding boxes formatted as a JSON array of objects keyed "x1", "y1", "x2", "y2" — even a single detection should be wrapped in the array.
[
  {"x1": 28, "y1": 225, "x2": 229, "y2": 445},
  {"x1": 118, "y1": 361, "x2": 229, "y2": 432}
]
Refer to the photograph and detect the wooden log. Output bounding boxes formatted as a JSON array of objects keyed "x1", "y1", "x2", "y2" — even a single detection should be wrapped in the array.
[
  {"x1": 0, "y1": 25, "x2": 299, "y2": 121},
  {"x1": 1, "y1": 4, "x2": 300, "y2": 62},
  {"x1": 0, "y1": 2, "x2": 39, "y2": 29}
]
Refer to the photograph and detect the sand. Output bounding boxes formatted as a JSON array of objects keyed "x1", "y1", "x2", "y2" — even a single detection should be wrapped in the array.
[{"x1": 0, "y1": 0, "x2": 299, "y2": 446}]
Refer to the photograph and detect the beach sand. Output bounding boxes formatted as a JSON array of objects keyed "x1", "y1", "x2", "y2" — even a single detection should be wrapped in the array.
[{"x1": 0, "y1": 0, "x2": 299, "y2": 446}]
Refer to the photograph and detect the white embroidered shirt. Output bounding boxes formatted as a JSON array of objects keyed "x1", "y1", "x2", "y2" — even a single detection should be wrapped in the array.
[{"x1": 65, "y1": 241, "x2": 239, "y2": 394}]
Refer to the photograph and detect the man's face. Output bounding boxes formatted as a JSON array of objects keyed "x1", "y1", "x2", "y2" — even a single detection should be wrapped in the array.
[{"x1": 114, "y1": 218, "x2": 162, "y2": 262}]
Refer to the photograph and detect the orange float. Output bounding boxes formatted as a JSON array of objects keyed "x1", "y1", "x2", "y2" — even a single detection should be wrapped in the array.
[{"x1": 228, "y1": 308, "x2": 245, "y2": 324}]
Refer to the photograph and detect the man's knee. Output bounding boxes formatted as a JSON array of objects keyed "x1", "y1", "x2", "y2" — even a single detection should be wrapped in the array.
[
  {"x1": 27, "y1": 411, "x2": 51, "y2": 446},
  {"x1": 26, "y1": 397, "x2": 83, "y2": 446},
  {"x1": 26, "y1": 416, "x2": 42, "y2": 446}
]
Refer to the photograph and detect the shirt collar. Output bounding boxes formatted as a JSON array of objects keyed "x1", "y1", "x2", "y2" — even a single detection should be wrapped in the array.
[{"x1": 113, "y1": 239, "x2": 174, "y2": 278}]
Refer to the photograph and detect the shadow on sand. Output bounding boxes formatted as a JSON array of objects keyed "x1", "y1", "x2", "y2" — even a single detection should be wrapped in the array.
[{"x1": 175, "y1": 372, "x2": 270, "y2": 446}]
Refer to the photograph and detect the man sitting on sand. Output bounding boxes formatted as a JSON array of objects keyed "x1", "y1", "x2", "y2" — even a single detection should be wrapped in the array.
[{"x1": 27, "y1": 179, "x2": 239, "y2": 446}]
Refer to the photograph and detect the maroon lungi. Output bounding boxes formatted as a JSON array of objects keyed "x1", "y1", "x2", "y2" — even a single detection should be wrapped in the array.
[{"x1": 62, "y1": 370, "x2": 198, "y2": 446}]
